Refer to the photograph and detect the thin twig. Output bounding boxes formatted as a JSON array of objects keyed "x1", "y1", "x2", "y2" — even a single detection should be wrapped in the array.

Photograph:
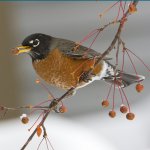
[{"x1": 21, "y1": 88, "x2": 74, "y2": 150}]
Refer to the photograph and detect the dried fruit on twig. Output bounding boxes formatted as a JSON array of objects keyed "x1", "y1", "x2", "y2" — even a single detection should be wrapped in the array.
[
  {"x1": 20, "y1": 114, "x2": 29, "y2": 124},
  {"x1": 102, "y1": 100, "x2": 109, "y2": 108},
  {"x1": 12, "y1": 49, "x2": 19, "y2": 55},
  {"x1": 129, "y1": 3, "x2": 137, "y2": 14},
  {"x1": 120, "y1": 105, "x2": 128, "y2": 114},
  {"x1": 36, "y1": 126, "x2": 42, "y2": 137},
  {"x1": 109, "y1": 110, "x2": 116, "y2": 118},
  {"x1": 59, "y1": 105, "x2": 68, "y2": 113},
  {"x1": 21, "y1": 117, "x2": 29, "y2": 124},
  {"x1": 126, "y1": 112, "x2": 135, "y2": 120},
  {"x1": 136, "y1": 83, "x2": 144, "y2": 93}
]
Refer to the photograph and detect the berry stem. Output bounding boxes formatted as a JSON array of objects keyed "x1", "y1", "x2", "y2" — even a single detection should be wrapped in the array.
[
  {"x1": 120, "y1": 88, "x2": 131, "y2": 112},
  {"x1": 28, "y1": 112, "x2": 44, "y2": 132},
  {"x1": 83, "y1": 30, "x2": 101, "y2": 57},
  {"x1": 80, "y1": 29, "x2": 99, "y2": 44},
  {"x1": 117, "y1": 85, "x2": 124, "y2": 104},
  {"x1": 125, "y1": 49, "x2": 138, "y2": 77},
  {"x1": 120, "y1": 1, "x2": 124, "y2": 16},
  {"x1": 121, "y1": 49, "x2": 125, "y2": 78},
  {"x1": 115, "y1": 2, "x2": 121, "y2": 21},
  {"x1": 106, "y1": 83, "x2": 113, "y2": 100},
  {"x1": 127, "y1": 48, "x2": 150, "y2": 72},
  {"x1": 33, "y1": 100, "x2": 52, "y2": 109},
  {"x1": 38, "y1": 82, "x2": 55, "y2": 99},
  {"x1": 100, "y1": 1, "x2": 120, "y2": 17},
  {"x1": 123, "y1": 1, "x2": 127, "y2": 13},
  {"x1": 45, "y1": 138, "x2": 49, "y2": 150},
  {"x1": 37, "y1": 138, "x2": 44, "y2": 150},
  {"x1": 112, "y1": 81, "x2": 116, "y2": 110},
  {"x1": 46, "y1": 137, "x2": 55, "y2": 150}
]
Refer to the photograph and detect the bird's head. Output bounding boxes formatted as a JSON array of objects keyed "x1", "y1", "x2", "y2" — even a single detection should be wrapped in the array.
[{"x1": 12, "y1": 33, "x2": 52, "y2": 61}]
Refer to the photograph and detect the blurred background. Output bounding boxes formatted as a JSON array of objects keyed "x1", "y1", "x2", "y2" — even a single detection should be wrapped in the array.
[{"x1": 0, "y1": 1, "x2": 150, "y2": 150}]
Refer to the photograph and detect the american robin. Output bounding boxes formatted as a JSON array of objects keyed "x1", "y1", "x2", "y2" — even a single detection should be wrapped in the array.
[{"x1": 12, "y1": 33, "x2": 145, "y2": 95}]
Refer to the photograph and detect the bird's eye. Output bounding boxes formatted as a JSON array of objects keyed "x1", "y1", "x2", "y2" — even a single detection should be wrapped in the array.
[{"x1": 31, "y1": 39, "x2": 40, "y2": 47}]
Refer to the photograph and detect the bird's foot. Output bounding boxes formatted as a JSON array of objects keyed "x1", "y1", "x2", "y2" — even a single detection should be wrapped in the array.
[
  {"x1": 65, "y1": 90, "x2": 76, "y2": 98},
  {"x1": 52, "y1": 90, "x2": 76, "y2": 113},
  {"x1": 49, "y1": 99, "x2": 59, "y2": 113},
  {"x1": 79, "y1": 71, "x2": 93, "y2": 83},
  {"x1": 53, "y1": 106, "x2": 60, "y2": 113}
]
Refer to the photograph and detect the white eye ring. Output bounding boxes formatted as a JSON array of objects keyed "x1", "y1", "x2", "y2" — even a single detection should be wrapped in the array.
[
  {"x1": 33, "y1": 39, "x2": 40, "y2": 47},
  {"x1": 29, "y1": 39, "x2": 40, "y2": 47}
]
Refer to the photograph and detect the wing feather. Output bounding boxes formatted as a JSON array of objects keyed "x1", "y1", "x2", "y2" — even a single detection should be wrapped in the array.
[{"x1": 50, "y1": 37, "x2": 111, "y2": 60}]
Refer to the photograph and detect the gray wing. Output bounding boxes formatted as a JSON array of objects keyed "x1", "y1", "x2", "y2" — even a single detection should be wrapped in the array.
[{"x1": 50, "y1": 37, "x2": 111, "y2": 60}]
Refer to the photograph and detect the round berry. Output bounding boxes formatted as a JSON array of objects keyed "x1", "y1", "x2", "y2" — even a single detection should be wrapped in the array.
[
  {"x1": 102, "y1": 100, "x2": 109, "y2": 108},
  {"x1": 12, "y1": 49, "x2": 19, "y2": 55},
  {"x1": 36, "y1": 126, "x2": 42, "y2": 137},
  {"x1": 21, "y1": 117, "x2": 29, "y2": 124},
  {"x1": 120, "y1": 105, "x2": 128, "y2": 114},
  {"x1": 136, "y1": 83, "x2": 144, "y2": 93},
  {"x1": 109, "y1": 110, "x2": 116, "y2": 118},
  {"x1": 59, "y1": 105, "x2": 67, "y2": 113},
  {"x1": 126, "y1": 112, "x2": 135, "y2": 120}
]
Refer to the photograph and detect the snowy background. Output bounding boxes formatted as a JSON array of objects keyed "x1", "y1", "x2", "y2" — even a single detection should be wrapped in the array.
[{"x1": 0, "y1": 2, "x2": 150, "y2": 150}]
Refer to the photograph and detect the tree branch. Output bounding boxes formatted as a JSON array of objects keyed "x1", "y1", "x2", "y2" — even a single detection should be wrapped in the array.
[{"x1": 20, "y1": 1, "x2": 139, "y2": 149}]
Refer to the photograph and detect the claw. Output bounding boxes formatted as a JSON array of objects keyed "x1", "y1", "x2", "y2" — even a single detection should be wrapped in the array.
[
  {"x1": 53, "y1": 107, "x2": 60, "y2": 113},
  {"x1": 79, "y1": 71, "x2": 92, "y2": 83}
]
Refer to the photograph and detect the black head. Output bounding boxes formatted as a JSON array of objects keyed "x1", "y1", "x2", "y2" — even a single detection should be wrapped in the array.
[{"x1": 21, "y1": 33, "x2": 52, "y2": 61}]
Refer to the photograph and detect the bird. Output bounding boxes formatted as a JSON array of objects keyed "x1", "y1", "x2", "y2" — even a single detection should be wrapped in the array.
[{"x1": 12, "y1": 33, "x2": 145, "y2": 95}]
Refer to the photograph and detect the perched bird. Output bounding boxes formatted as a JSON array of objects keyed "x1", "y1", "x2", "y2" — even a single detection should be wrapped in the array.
[{"x1": 12, "y1": 33, "x2": 145, "y2": 95}]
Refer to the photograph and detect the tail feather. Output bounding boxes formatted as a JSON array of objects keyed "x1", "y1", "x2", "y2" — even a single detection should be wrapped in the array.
[
  {"x1": 119, "y1": 72, "x2": 145, "y2": 87},
  {"x1": 104, "y1": 71, "x2": 145, "y2": 88},
  {"x1": 103, "y1": 62, "x2": 145, "y2": 88}
]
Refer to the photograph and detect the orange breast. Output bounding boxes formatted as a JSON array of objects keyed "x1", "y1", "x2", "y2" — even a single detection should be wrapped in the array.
[{"x1": 33, "y1": 49, "x2": 104, "y2": 89}]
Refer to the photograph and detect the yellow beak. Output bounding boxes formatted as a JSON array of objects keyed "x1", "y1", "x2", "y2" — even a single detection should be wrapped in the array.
[{"x1": 12, "y1": 46, "x2": 31, "y2": 55}]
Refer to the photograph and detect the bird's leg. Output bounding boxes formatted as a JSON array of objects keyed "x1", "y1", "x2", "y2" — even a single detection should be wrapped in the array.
[{"x1": 53, "y1": 90, "x2": 76, "y2": 113}]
